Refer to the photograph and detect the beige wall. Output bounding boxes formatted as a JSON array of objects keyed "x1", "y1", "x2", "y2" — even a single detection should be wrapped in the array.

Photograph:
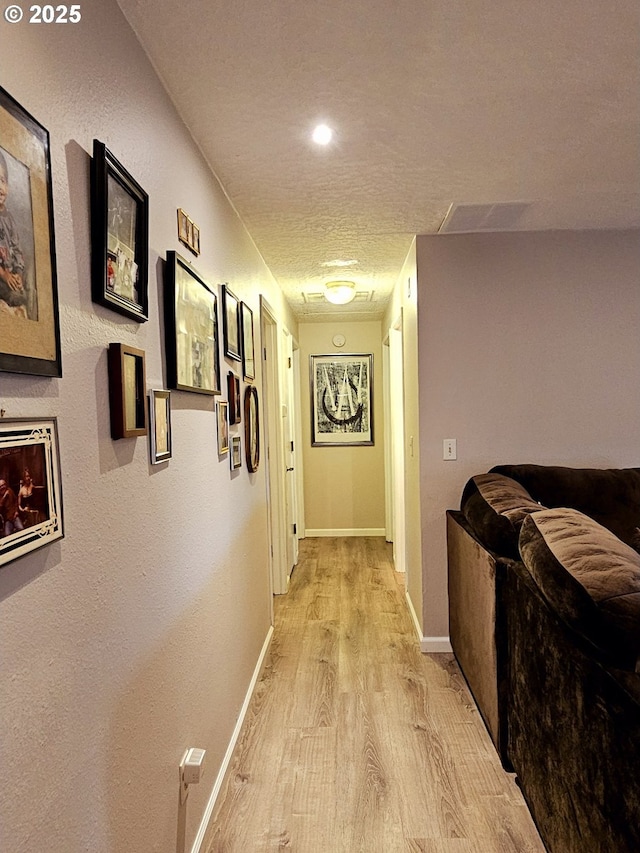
[
  {"x1": 0, "y1": 5, "x2": 296, "y2": 853},
  {"x1": 416, "y1": 229, "x2": 640, "y2": 639},
  {"x1": 382, "y1": 240, "x2": 423, "y2": 632},
  {"x1": 299, "y1": 321, "x2": 385, "y2": 534}
]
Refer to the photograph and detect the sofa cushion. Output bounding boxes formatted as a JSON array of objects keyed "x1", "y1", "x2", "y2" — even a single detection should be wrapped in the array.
[
  {"x1": 519, "y1": 508, "x2": 640, "y2": 671},
  {"x1": 491, "y1": 464, "x2": 640, "y2": 549},
  {"x1": 461, "y1": 473, "x2": 545, "y2": 558}
]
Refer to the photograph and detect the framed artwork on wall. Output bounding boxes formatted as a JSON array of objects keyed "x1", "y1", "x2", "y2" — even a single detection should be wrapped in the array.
[
  {"x1": 230, "y1": 435, "x2": 242, "y2": 470},
  {"x1": 177, "y1": 207, "x2": 200, "y2": 257},
  {"x1": 148, "y1": 389, "x2": 172, "y2": 464},
  {"x1": 107, "y1": 342, "x2": 148, "y2": 440},
  {"x1": 227, "y1": 371, "x2": 241, "y2": 424},
  {"x1": 222, "y1": 284, "x2": 241, "y2": 362},
  {"x1": 241, "y1": 302, "x2": 255, "y2": 381},
  {"x1": 0, "y1": 86, "x2": 62, "y2": 377},
  {"x1": 91, "y1": 140, "x2": 149, "y2": 322},
  {"x1": 0, "y1": 418, "x2": 64, "y2": 568},
  {"x1": 244, "y1": 385, "x2": 260, "y2": 473},
  {"x1": 216, "y1": 400, "x2": 229, "y2": 455},
  {"x1": 164, "y1": 251, "x2": 221, "y2": 395},
  {"x1": 310, "y1": 353, "x2": 374, "y2": 446}
]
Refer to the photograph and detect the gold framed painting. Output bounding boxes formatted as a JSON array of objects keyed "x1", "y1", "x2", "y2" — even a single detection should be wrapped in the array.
[{"x1": 0, "y1": 86, "x2": 62, "y2": 376}]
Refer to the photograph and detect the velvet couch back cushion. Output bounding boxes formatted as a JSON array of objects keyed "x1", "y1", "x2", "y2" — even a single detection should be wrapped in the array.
[
  {"x1": 519, "y1": 508, "x2": 640, "y2": 671},
  {"x1": 491, "y1": 464, "x2": 640, "y2": 549},
  {"x1": 461, "y1": 472, "x2": 545, "y2": 559}
]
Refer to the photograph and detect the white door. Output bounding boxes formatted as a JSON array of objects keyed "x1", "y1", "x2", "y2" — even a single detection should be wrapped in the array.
[
  {"x1": 389, "y1": 320, "x2": 406, "y2": 574},
  {"x1": 282, "y1": 329, "x2": 299, "y2": 572}
]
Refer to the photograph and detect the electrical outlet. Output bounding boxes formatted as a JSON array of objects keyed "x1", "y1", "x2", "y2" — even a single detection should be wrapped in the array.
[{"x1": 443, "y1": 439, "x2": 457, "y2": 460}]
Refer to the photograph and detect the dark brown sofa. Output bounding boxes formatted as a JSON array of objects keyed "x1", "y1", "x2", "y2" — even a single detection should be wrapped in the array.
[{"x1": 447, "y1": 464, "x2": 640, "y2": 853}]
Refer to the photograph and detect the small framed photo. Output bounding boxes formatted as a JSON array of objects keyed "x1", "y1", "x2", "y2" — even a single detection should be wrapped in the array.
[
  {"x1": 148, "y1": 389, "x2": 172, "y2": 464},
  {"x1": 107, "y1": 342, "x2": 148, "y2": 439},
  {"x1": 216, "y1": 400, "x2": 229, "y2": 455},
  {"x1": 241, "y1": 302, "x2": 255, "y2": 381},
  {"x1": 244, "y1": 385, "x2": 260, "y2": 473},
  {"x1": 230, "y1": 435, "x2": 242, "y2": 470},
  {"x1": 227, "y1": 371, "x2": 241, "y2": 424},
  {"x1": 177, "y1": 208, "x2": 189, "y2": 243},
  {"x1": 0, "y1": 86, "x2": 62, "y2": 377},
  {"x1": 0, "y1": 418, "x2": 64, "y2": 568},
  {"x1": 310, "y1": 353, "x2": 374, "y2": 446},
  {"x1": 177, "y1": 208, "x2": 200, "y2": 257},
  {"x1": 192, "y1": 223, "x2": 200, "y2": 256},
  {"x1": 164, "y1": 251, "x2": 221, "y2": 395},
  {"x1": 222, "y1": 284, "x2": 241, "y2": 361},
  {"x1": 91, "y1": 140, "x2": 149, "y2": 322}
]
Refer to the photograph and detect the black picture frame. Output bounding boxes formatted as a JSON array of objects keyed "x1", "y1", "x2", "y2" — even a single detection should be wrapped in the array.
[
  {"x1": 244, "y1": 385, "x2": 260, "y2": 473},
  {"x1": 227, "y1": 371, "x2": 241, "y2": 424},
  {"x1": 164, "y1": 251, "x2": 221, "y2": 395},
  {"x1": 222, "y1": 284, "x2": 241, "y2": 361},
  {"x1": 0, "y1": 418, "x2": 64, "y2": 568},
  {"x1": 148, "y1": 389, "x2": 172, "y2": 464},
  {"x1": 241, "y1": 302, "x2": 255, "y2": 381},
  {"x1": 0, "y1": 86, "x2": 62, "y2": 377},
  {"x1": 91, "y1": 139, "x2": 149, "y2": 322},
  {"x1": 310, "y1": 353, "x2": 374, "y2": 446},
  {"x1": 107, "y1": 342, "x2": 148, "y2": 439}
]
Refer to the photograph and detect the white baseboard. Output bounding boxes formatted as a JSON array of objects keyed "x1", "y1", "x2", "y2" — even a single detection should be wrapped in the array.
[
  {"x1": 190, "y1": 625, "x2": 274, "y2": 853},
  {"x1": 420, "y1": 636, "x2": 453, "y2": 654},
  {"x1": 405, "y1": 589, "x2": 423, "y2": 644},
  {"x1": 305, "y1": 528, "x2": 386, "y2": 537}
]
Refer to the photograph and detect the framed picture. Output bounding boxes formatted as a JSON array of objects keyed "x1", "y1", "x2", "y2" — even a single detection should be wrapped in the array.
[
  {"x1": 227, "y1": 371, "x2": 241, "y2": 424},
  {"x1": 91, "y1": 140, "x2": 149, "y2": 322},
  {"x1": 244, "y1": 385, "x2": 260, "y2": 473},
  {"x1": 107, "y1": 342, "x2": 148, "y2": 439},
  {"x1": 177, "y1": 208, "x2": 200, "y2": 257},
  {"x1": 216, "y1": 400, "x2": 229, "y2": 455},
  {"x1": 230, "y1": 435, "x2": 242, "y2": 470},
  {"x1": 0, "y1": 86, "x2": 62, "y2": 377},
  {"x1": 0, "y1": 418, "x2": 64, "y2": 568},
  {"x1": 164, "y1": 251, "x2": 221, "y2": 395},
  {"x1": 222, "y1": 284, "x2": 241, "y2": 361},
  {"x1": 241, "y1": 302, "x2": 255, "y2": 381},
  {"x1": 310, "y1": 353, "x2": 374, "y2": 446},
  {"x1": 148, "y1": 389, "x2": 172, "y2": 464}
]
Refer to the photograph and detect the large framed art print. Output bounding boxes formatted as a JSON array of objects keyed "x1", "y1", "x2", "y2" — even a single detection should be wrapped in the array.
[
  {"x1": 0, "y1": 418, "x2": 64, "y2": 568},
  {"x1": 0, "y1": 86, "x2": 62, "y2": 377},
  {"x1": 164, "y1": 251, "x2": 220, "y2": 395},
  {"x1": 310, "y1": 353, "x2": 374, "y2": 446}
]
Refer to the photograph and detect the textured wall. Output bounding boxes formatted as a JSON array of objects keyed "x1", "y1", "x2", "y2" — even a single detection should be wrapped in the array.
[
  {"x1": 416, "y1": 230, "x2": 640, "y2": 638},
  {"x1": 0, "y1": 5, "x2": 295, "y2": 852},
  {"x1": 299, "y1": 321, "x2": 385, "y2": 533}
]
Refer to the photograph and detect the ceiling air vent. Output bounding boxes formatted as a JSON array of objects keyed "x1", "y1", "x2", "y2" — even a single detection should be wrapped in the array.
[{"x1": 439, "y1": 202, "x2": 530, "y2": 234}]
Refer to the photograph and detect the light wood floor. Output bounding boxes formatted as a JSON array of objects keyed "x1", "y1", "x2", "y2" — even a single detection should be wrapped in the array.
[{"x1": 203, "y1": 537, "x2": 545, "y2": 853}]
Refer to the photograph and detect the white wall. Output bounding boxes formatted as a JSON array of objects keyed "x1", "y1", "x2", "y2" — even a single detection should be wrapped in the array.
[
  {"x1": 299, "y1": 321, "x2": 385, "y2": 535},
  {"x1": 416, "y1": 229, "x2": 640, "y2": 638},
  {"x1": 0, "y1": 5, "x2": 296, "y2": 852}
]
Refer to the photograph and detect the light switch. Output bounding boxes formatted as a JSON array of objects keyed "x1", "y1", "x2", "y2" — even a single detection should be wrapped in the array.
[{"x1": 443, "y1": 439, "x2": 457, "y2": 460}]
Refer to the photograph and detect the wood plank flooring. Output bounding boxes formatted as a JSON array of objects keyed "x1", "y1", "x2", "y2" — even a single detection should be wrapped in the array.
[{"x1": 203, "y1": 537, "x2": 545, "y2": 853}]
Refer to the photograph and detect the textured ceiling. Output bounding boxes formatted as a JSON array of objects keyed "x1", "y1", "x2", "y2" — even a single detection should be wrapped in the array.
[{"x1": 116, "y1": 0, "x2": 640, "y2": 320}]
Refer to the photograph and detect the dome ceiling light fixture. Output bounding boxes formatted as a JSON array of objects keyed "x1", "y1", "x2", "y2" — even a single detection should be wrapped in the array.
[
  {"x1": 312, "y1": 124, "x2": 333, "y2": 146},
  {"x1": 324, "y1": 280, "x2": 356, "y2": 305}
]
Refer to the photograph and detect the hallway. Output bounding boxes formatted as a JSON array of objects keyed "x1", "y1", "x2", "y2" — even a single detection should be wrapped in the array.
[{"x1": 204, "y1": 537, "x2": 545, "y2": 852}]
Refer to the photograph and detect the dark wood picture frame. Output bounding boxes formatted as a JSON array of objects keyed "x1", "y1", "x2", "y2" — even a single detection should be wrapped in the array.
[
  {"x1": 241, "y1": 302, "x2": 255, "y2": 381},
  {"x1": 0, "y1": 417, "x2": 64, "y2": 568},
  {"x1": 164, "y1": 251, "x2": 221, "y2": 395},
  {"x1": 91, "y1": 140, "x2": 149, "y2": 322},
  {"x1": 107, "y1": 342, "x2": 148, "y2": 439},
  {"x1": 227, "y1": 371, "x2": 241, "y2": 424},
  {"x1": 230, "y1": 435, "x2": 242, "y2": 470},
  {"x1": 244, "y1": 385, "x2": 260, "y2": 473},
  {"x1": 148, "y1": 389, "x2": 172, "y2": 464},
  {"x1": 310, "y1": 353, "x2": 374, "y2": 446},
  {"x1": 0, "y1": 86, "x2": 62, "y2": 377},
  {"x1": 222, "y1": 284, "x2": 241, "y2": 362},
  {"x1": 177, "y1": 207, "x2": 200, "y2": 257}
]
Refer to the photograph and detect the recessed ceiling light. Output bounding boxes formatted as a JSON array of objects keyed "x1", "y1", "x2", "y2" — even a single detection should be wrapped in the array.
[{"x1": 312, "y1": 124, "x2": 333, "y2": 146}]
